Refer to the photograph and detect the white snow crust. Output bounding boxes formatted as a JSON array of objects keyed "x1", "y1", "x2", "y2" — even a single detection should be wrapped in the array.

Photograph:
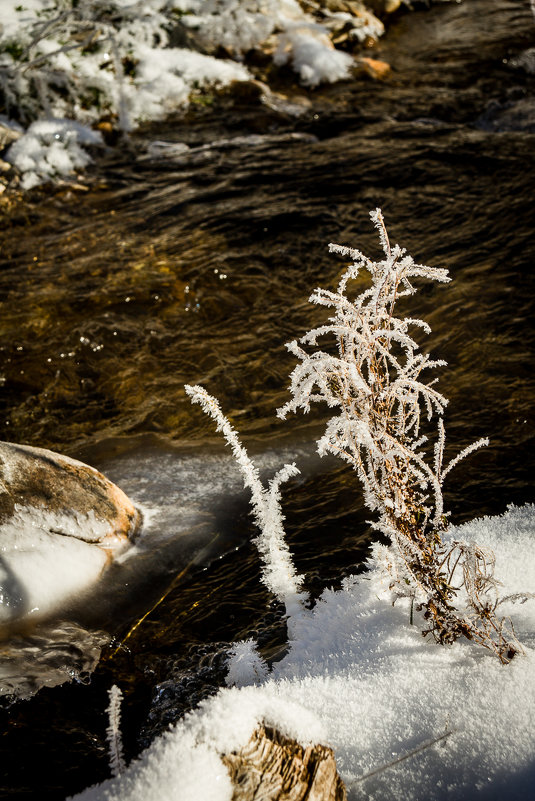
[
  {"x1": 0, "y1": 505, "x2": 121, "y2": 623},
  {"x1": 70, "y1": 504, "x2": 535, "y2": 801},
  {"x1": 71, "y1": 687, "x2": 325, "y2": 801}
]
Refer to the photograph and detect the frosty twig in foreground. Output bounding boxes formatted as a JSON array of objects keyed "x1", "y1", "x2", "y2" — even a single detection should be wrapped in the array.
[
  {"x1": 279, "y1": 209, "x2": 521, "y2": 662},
  {"x1": 106, "y1": 685, "x2": 126, "y2": 779},
  {"x1": 184, "y1": 384, "x2": 305, "y2": 623}
]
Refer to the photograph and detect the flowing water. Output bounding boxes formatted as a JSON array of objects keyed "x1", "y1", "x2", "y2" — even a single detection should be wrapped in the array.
[{"x1": 0, "y1": 0, "x2": 534, "y2": 797}]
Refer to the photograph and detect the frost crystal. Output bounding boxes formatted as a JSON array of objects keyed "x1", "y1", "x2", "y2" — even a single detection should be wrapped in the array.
[
  {"x1": 226, "y1": 639, "x2": 269, "y2": 687},
  {"x1": 106, "y1": 685, "x2": 126, "y2": 779}
]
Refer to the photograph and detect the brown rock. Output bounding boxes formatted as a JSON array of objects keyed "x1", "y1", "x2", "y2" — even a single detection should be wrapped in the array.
[
  {"x1": 358, "y1": 56, "x2": 391, "y2": 80},
  {"x1": 222, "y1": 725, "x2": 347, "y2": 801},
  {"x1": 359, "y1": 0, "x2": 402, "y2": 14},
  {"x1": 0, "y1": 441, "x2": 140, "y2": 547},
  {"x1": 0, "y1": 123, "x2": 22, "y2": 151}
]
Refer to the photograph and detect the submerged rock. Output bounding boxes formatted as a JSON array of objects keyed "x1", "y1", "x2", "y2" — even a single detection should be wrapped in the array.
[{"x1": 0, "y1": 442, "x2": 141, "y2": 627}]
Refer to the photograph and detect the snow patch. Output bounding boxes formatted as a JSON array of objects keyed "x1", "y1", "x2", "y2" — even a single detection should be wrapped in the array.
[
  {"x1": 5, "y1": 118, "x2": 103, "y2": 189},
  {"x1": 274, "y1": 24, "x2": 354, "y2": 87},
  {"x1": 70, "y1": 505, "x2": 535, "y2": 801},
  {"x1": 70, "y1": 687, "x2": 326, "y2": 801},
  {"x1": 0, "y1": 504, "x2": 120, "y2": 623}
]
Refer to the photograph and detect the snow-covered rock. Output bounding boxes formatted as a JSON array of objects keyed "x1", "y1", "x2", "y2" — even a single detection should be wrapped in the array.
[{"x1": 0, "y1": 441, "x2": 140, "y2": 626}]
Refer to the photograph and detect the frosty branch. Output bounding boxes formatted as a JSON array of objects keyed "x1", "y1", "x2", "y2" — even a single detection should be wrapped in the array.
[
  {"x1": 278, "y1": 209, "x2": 521, "y2": 662},
  {"x1": 184, "y1": 384, "x2": 306, "y2": 627},
  {"x1": 106, "y1": 684, "x2": 126, "y2": 779}
]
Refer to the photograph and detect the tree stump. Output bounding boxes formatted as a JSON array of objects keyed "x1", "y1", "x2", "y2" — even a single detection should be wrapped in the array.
[{"x1": 221, "y1": 725, "x2": 347, "y2": 801}]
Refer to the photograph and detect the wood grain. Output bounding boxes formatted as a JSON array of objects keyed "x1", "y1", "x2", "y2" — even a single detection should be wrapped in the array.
[{"x1": 222, "y1": 725, "x2": 347, "y2": 801}]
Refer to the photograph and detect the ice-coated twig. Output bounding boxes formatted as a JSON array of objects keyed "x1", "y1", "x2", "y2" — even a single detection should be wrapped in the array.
[
  {"x1": 185, "y1": 384, "x2": 306, "y2": 621},
  {"x1": 106, "y1": 685, "x2": 126, "y2": 779},
  {"x1": 349, "y1": 728, "x2": 455, "y2": 786},
  {"x1": 442, "y1": 437, "x2": 489, "y2": 479}
]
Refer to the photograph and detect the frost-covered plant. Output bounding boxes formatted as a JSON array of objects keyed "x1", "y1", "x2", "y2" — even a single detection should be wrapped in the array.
[
  {"x1": 106, "y1": 684, "x2": 126, "y2": 778},
  {"x1": 184, "y1": 385, "x2": 306, "y2": 627},
  {"x1": 225, "y1": 638, "x2": 270, "y2": 687},
  {"x1": 278, "y1": 209, "x2": 522, "y2": 663}
]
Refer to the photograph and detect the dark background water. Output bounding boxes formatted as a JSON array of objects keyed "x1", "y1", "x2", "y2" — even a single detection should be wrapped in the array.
[{"x1": 0, "y1": 0, "x2": 534, "y2": 797}]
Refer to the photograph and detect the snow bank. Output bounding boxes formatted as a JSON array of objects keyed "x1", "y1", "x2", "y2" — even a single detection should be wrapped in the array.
[
  {"x1": 71, "y1": 687, "x2": 325, "y2": 801},
  {"x1": 0, "y1": 1, "x2": 252, "y2": 186},
  {"x1": 0, "y1": 0, "x2": 374, "y2": 127},
  {"x1": 5, "y1": 118, "x2": 104, "y2": 190},
  {"x1": 71, "y1": 504, "x2": 535, "y2": 801},
  {"x1": 0, "y1": 1, "x2": 388, "y2": 186},
  {"x1": 270, "y1": 504, "x2": 535, "y2": 799},
  {"x1": 130, "y1": 44, "x2": 249, "y2": 123}
]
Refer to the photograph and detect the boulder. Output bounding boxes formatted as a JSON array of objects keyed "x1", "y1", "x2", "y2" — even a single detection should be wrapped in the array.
[
  {"x1": 357, "y1": 56, "x2": 391, "y2": 80},
  {"x1": 0, "y1": 442, "x2": 141, "y2": 627}
]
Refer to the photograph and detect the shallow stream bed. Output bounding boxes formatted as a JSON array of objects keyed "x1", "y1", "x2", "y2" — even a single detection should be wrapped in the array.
[{"x1": 0, "y1": 1, "x2": 535, "y2": 797}]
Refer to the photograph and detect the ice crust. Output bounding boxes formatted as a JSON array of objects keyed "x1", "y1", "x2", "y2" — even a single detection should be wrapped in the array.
[
  {"x1": 70, "y1": 504, "x2": 535, "y2": 801},
  {"x1": 0, "y1": 504, "x2": 119, "y2": 623}
]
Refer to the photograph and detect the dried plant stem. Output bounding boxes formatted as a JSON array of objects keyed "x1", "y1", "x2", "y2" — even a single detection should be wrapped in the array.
[
  {"x1": 349, "y1": 729, "x2": 455, "y2": 786},
  {"x1": 279, "y1": 209, "x2": 521, "y2": 662}
]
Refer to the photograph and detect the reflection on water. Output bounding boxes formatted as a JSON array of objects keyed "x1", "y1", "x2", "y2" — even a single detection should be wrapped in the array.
[{"x1": 0, "y1": 0, "x2": 534, "y2": 797}]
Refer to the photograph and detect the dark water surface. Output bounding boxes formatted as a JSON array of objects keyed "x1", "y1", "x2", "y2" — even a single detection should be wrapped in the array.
[{"x1": 0, "y1": 0, "x2": 534, "y2": 797}]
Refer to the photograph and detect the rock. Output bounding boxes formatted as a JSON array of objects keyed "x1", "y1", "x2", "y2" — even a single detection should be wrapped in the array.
[
  {"x1": 0, "y1": 122, "x2": 22, "y2": 151},
  {"x1": 361, "y1": 0, "x2": 402, "y2": 15},
  {"x1": 0, "y1": 442, "x2": 141, "y2": 627},
  {"x1": 357, "y1": 56, "x2": 391, "y2": 79},
  {"x1": 223, "y1": 79, "x2": 268, "y2": 105},
  {"x1": 221, "y1": 725, "x2": 347, "y2": 801}
]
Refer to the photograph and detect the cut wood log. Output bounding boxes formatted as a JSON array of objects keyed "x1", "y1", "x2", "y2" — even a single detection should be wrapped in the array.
[{"x1": 221, "y1": 725, "x2": 347, "y2": 801}]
